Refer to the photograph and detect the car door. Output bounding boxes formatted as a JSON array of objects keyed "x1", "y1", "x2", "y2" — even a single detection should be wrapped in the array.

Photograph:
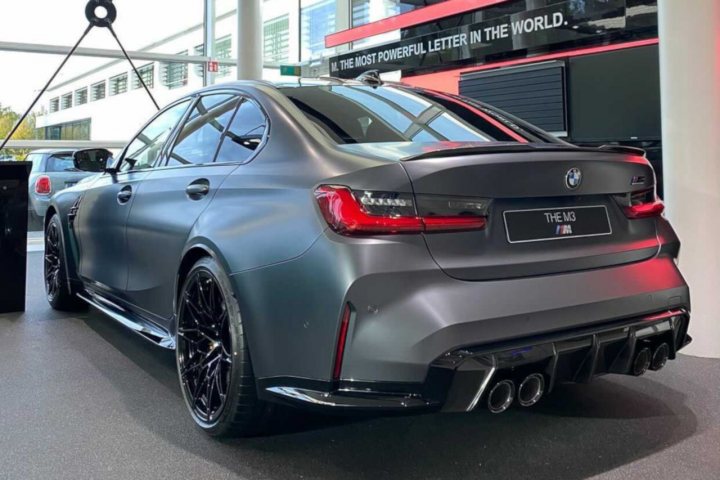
[
  {"x1": 74, "y1": 99, "x2": 191, "y2": 296},
  {"x1": 124, "y1": 93, "x2": 256, "y2": 320}
]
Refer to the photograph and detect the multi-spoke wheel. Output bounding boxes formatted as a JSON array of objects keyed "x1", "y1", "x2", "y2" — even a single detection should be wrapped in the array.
[
  {"x1": 176, "y1": 257, "x2": 273, "y2": 437},
  {"x1": 44, "y1": 214, "x2": 86, "y2": 311}
]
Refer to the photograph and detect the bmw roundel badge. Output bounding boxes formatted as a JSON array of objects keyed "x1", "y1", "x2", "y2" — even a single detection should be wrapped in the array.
[{"x1": 566, "y1": 168, "x2": 582, "y2": 190}]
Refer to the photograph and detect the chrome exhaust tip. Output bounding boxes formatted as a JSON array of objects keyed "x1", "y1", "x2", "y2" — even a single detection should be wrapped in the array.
[
  {"x1": 517, "y1": 373, "x2": 545, "y2": 407},
  {"x1": 632, "y1": 347, "x2": 652, "y2": 376},
  {"x1": 487, "y1": 379, "x2": 515, "y2": 414},
  {"x1": 650, "y1": 342, "x2": 670, "y2": 371}
]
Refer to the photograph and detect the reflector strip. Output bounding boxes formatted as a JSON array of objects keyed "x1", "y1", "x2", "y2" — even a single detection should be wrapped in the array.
[{"x1": 333, "y1": 304, "x2": 352, "y2": 381}]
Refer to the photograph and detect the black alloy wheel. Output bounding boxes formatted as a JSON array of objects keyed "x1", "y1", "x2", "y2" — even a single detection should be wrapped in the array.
[
  {"x1": 44, "y1": 220, "x2": 62, "y2": 301},
  {"x1": 176, "y1": 257, "x2": 273, "y2": 437},
  {"x1": 177, "y1": 269, "x2": 233, "y2": 425},
  {"x1": 44, "y1": 214, "x2": 86, "y2": 311}
]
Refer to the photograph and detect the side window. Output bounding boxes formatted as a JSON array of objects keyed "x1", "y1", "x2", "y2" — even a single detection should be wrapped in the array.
[
  {"x1": 120, "y1": 100, "x2": 191, "y2": 172},
  {"x1": 167, "y1": 94, "x2": 240, "y2": 166},
  {"x1": 215, "y1": 99, "x2": 267, "y2": 164}
]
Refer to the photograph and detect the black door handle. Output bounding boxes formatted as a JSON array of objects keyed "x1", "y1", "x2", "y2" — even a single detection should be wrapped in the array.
[
  {"x1": 117, "y1": 186, "x2": 132, "y2": 204},
  {"x1": 186, "y1": 180, "x2": 210, "y2": 199}
]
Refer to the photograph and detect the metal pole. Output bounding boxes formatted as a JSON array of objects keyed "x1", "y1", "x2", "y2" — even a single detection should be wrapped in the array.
[
  {"x1": 0, "y1": 41, "x2": 236, "y2": 65},
  {"x1": 236, "y1": 0, "x2": 263, "y2": 80},
  {"x1": 204, "y1": 0, "x2": 216, "y2": 86}
]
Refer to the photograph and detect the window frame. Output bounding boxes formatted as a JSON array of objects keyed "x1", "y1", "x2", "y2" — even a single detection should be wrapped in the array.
[
  {"x1": 115, "y1": 89, "x2": 270, "y2": 174},
  {"x1": 132, "y1": 63, "x2": 155, "y2": 90},
  {"x1": 163, "y1": 93, "x2": 242, "y2": 168},
  {"x1": 75, "y1": 87, "x2": 89, "y2": 106},
  {"x1": 114, "y1": 98, "x2": 193, "y2": 173},
  {"x1": 109, "y1": 72, "x2": 129, "y2": 96},
  {"x1": 210, "y1": 93, "x2": 270, "y2": 167},
  {"x1": 91, "y1": 81, "x2": 106, "y2": 102}
]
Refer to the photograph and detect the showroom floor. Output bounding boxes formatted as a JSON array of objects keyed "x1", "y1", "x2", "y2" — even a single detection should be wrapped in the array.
[{"x1": 0, "y1": 252, "x2": 718, "y2": 480}]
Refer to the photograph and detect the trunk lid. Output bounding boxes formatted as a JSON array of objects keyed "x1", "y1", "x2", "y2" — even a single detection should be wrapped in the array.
[{"x1": 341, "y1": 142, "x2": 660, "y2": 281}]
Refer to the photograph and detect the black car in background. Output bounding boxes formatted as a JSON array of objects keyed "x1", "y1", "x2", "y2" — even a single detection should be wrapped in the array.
[{"x1": 43, "y1": 78, "x2": 690, "y2": 437}]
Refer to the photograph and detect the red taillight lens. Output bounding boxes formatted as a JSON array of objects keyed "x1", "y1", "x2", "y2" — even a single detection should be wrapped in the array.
[
  {"x1": 333, "y1": 303, "x2": 352, "y2": 381},
  {"x1": 315, "y1": 186, "x2": 422, "y2": 234},
  {"x1": 624, "y1": 200, "x2": 665, "y2": 219},
  {"x1": 35, "y1": 175, "x2": 52, "y2": 195},
  {"x1": 314, "y1": 185, "x2": 488, "y2": 235}
]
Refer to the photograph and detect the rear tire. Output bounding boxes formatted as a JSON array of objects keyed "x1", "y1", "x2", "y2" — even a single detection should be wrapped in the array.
[
  {"x1": 44, "y1": 214, "x2": 86, "y2": 312},
  {"x1": 176, "y1": 257, "x2": 274, "y2": 437}
]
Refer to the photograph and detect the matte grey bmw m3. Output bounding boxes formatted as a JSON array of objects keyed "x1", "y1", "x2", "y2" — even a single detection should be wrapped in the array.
[{"x1": 44, "y1": 76, "x2": 691, "y2": 436}]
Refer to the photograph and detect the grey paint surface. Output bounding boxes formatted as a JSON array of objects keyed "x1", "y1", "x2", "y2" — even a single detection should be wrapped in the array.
[
  {"x1": 0, "y1": 254, "x2": 717, "y2": 480},
  {"x1": 46, "y1": 80, "x2": 689, "y2": 398}
]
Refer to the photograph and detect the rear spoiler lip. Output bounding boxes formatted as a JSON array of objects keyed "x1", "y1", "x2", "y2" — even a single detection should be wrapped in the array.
[
  {"x1": 596, "y1": 144, "x2": 647, "y2": 156},
  {"x1": 402, "y1": 144, "x2": 647, "y2": 161}
]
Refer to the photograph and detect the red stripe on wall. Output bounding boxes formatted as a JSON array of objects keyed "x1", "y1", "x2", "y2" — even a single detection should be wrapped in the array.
[
  {"x1": 325, "y1": 0, "x2": 510, "y2": 48},
  {"x1": 401, "y1": 38, "x2": 660, "y2": 94}
]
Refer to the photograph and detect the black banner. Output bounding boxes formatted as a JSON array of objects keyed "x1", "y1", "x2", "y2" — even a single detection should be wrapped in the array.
[{"x1": 329, "y1": 0, "x2": 657, "y2": 78}]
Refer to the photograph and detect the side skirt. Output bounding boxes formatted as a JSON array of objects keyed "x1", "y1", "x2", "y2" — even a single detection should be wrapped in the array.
[{"x1": 77, "y1": 291, "x2": 176, "y2": 349}]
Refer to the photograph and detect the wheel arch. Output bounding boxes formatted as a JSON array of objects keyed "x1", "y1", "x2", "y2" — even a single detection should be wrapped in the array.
[
  {"x1": 44, "y1": 202, "x2": 83, "y2": 294},
  {"x1": 173, "y1": 239, "x2": 235, "y2": 328}
]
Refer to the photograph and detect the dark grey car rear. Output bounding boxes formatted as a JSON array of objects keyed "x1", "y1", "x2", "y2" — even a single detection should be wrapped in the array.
[{"x1": 44, "y1": 79, "x2": 690, "y2": 436}]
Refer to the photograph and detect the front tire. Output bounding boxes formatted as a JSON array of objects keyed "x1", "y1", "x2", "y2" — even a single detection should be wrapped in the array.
[
  {"x1": 176, "y1": 257, "x2": 273, "y2": 437},
  {"x1": 44, "y1": 214, "x2": 86, "y2": 311}
]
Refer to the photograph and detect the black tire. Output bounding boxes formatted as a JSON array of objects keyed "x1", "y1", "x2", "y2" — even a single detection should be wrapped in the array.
[
  {"x1": 176, "y1": 257, "x2": 274, "y2": 437},
  {"x1": 44, "y1": 214, "x2": 86, "y2": 312}
]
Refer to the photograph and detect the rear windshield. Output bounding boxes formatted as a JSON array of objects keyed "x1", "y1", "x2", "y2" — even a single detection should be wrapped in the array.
[
  {"x1": 46, "y1": 154, "x2": 77, "y2": 172},
  {"x1": 280, "y1": 85, "x2": 548, "y2": 145}
]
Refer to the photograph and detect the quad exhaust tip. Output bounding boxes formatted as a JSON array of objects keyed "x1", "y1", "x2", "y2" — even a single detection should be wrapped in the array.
[
  {"x1": 632, "y1": 347, "x2": 652, "y2": 376},
  {"x1": 487, "y1": 379, "x2": 515, "y2": 414},
  {"x1": 517, "y1": 373, "x2": 545, "y2": 407},
  {"x1": 650, "y1": 342, "x2": 670, "y2": 371}
]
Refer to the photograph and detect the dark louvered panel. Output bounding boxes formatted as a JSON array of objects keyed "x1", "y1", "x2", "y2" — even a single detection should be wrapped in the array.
[{"x1": 459, "y1": 62, "x2": 566, "y2": 134}]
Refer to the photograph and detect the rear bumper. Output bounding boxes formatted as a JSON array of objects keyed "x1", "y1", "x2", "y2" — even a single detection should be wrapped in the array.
[
  {"x1": 340, "y1": 255, "x2": 689, "y2": 384},
  {"x1": 234, "y1": 229, "x2": 689, "y2": 407},
  {"x1": 264, "y1": 308, "x2": 691, "y2": 412},
  {"x1": 29, "y1": 194, "x2": 50, "y2": 217}
]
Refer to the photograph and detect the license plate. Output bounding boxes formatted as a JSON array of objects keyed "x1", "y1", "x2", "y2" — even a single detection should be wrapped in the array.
[{"x1": 503, "y1": 205, "x2": 612, "y2": 243}]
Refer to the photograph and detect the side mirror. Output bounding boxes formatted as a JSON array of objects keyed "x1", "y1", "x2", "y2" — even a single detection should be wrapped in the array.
[{"x1": 73, "y1": 148, "x2": 114, "y2": 173}]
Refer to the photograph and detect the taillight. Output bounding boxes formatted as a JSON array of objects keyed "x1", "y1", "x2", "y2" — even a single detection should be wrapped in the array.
[
  {"x1": 333, "y1": 303, "x2": 352, "y2": 381},
  {"x1": 618, "y1": 189, "x2": 665, "y2": 219},
  {"x1": 35, "y1": 175, "x2": 52, "y2": 195},
  {"x1": 314, "y1": 185, "x2": 488, "y2": 235}
]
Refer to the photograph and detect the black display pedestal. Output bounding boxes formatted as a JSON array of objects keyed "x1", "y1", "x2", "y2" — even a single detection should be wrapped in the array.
[{"x1": 0, "y1": 162, "x2": 31, "y2": 314}]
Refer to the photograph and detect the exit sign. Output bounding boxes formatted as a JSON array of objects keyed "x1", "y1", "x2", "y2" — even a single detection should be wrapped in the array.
[
  {"x1": 280, "y1": 65, "x2": 301, "y2": 76},
  {"x1": 207, "y1": 60, "x2": 219, "y2": 73}
]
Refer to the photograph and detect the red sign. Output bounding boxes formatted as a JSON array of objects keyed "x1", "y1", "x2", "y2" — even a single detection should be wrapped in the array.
[{"x1": 207, "y1": 60, "x2": 219, "y2": 73}]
